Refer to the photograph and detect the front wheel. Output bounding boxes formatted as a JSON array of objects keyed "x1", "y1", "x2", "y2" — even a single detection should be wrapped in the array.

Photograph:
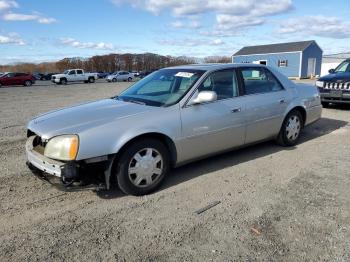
[
  {"x1": 60, "y1": 78, "x2": 67, "y2": 85},
  {"x1": 114, "y1": 139, "x2": 170, "y2": 196},
  {"x1": 127, "y1": 77, "x2": 132, "y2": 82},
  {"x1": 112, "y1": 78, "x2": 117, "y2": 82},
  {"x1": 276, "y1": 110, "x2": 303, "y2": 147}
]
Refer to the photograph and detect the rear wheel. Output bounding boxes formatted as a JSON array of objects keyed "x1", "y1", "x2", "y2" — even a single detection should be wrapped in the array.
[
  {"x1": 276, "y1": 110, "x2": 303, "y2": 147},
  {"x1": 24, "y1": 80, "x2": 32, "y2": 86},
  {"x1": 114, "y1": 138, "x2": 169, "y2": 196},
  {"x1": 89, "y1": 77, "x2": 95, "y2": 83}
]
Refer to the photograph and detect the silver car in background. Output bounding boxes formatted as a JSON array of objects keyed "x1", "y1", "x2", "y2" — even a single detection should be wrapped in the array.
[
  {"x1": 26, "y1": 64, "x2": 322, "y2": 195},
  {"x1": 106, "y1": 71, "x2": 134, "y2": 82}
]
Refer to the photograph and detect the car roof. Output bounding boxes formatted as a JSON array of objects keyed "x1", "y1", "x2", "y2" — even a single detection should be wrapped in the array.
[{"x1": 165, "y1": 63, "x2": 267, "y2": 71}]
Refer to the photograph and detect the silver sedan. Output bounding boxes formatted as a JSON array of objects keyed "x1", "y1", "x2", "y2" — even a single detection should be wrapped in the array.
[{"x1": 26, "y1": 64, "x2": 322, "y2": 195}]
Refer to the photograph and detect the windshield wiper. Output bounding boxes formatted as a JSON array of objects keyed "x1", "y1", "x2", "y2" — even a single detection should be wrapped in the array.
[{"x1": 125, "y1": 99, "x2": 146, "y2": 105}]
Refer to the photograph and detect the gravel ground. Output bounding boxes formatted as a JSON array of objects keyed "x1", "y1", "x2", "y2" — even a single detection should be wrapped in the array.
[{"x1": 0, "y1": 80, "x2": 349, "y2": 261}]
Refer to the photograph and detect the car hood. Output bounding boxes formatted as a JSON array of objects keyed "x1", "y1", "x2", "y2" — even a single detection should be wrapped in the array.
[
  {"x1": 27, "y1": 98, "x2": 152, "y2": 139},
  {"x1": 319, "y1": 72, "x2": 350, "y2": 82},
  {"x1": 52, "y1": 73, "x2": 66, "y2": 78}
]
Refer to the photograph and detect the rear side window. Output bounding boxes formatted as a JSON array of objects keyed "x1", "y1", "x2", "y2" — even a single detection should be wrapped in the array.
[
  {"x1": 240, "y1": 67, "x2": 283, "y2": 95},
  {"x1": 77, "y1": 70, "x2": 83, "y2": 74}
]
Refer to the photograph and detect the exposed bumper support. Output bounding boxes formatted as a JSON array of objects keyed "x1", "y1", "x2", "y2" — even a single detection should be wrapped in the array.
[{"x1": 26, "y1": 136, "x2": 114, "y2": 190}]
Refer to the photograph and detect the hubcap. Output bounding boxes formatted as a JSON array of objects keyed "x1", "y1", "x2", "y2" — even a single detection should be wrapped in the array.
[
  {"x1": 128, "y1": 148, "x2": 163, "y2": 188},
  {"x1": 286, "y1": 115, "x2": 301, "y2": 141}
]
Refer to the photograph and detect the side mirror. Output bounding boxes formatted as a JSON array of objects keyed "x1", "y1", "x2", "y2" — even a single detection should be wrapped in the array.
[
  {"x1": 329, "y1": 69, "x2": 335, "y2": 74},
  {"x1": 190, "y1": 91, "x2": 217, "y2": 105}
]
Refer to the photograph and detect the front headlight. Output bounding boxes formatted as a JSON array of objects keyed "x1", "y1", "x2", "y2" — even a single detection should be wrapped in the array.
[
  {"x1": 44, "y1": 135, "x2": 79, "y2": 161},
  {"x1": 315, "y1": 81, "x2": 324, "y2": 88}
]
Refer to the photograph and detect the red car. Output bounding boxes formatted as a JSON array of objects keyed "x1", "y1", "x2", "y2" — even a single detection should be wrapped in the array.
[{"x1": 0, "y1": 73, "x2": 36, "y2": 87}]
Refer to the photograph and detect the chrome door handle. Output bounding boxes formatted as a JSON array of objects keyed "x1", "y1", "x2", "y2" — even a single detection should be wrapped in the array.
[{"x1": 231, "y1": 107, "x2": 241, "y2": 113}]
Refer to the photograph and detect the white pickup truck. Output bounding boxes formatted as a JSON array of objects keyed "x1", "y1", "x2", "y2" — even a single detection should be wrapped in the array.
[{"x1": 51, "y1": 69, "x2": 98, "y2": 85}]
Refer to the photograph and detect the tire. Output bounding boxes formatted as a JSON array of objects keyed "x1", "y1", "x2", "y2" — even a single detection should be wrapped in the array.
[
  {"x1": 276, "y1": 110, "x2": 303, "y2": 147},
  {"x1": 114, "y1": 138, "x2": 170, "y2": 196},
  {"x1": 322, "y1": 102, "x2": 330, "y2": 108},
  {"x1": 88, "y1": 77, "x2": 95, "y2": 83},
  {"x1": 24, "y1": 80, "x2": 32, "y2": 87},
  {"x1": 112, "y1": 78, "x2": 117, "y2": 82},
  {"x1": 128, "y1": 77, "x2": 132, "y2": 82},
  {"x1": 60, "y1": 78, "x2": 67, "y2": 85}
]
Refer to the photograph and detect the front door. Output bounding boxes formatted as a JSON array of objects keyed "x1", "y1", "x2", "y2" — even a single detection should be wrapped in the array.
[
  {"x1": 239, "y1": 67, "x2": 290, "y2": 144},
  {"x1": 178, "y1": 69, "x2": 246, "y2": 163}
]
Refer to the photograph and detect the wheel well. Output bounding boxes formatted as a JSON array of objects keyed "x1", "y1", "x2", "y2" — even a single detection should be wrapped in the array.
[
  {"x1": 290, "y1": 106, "x2": 306, "y2": 126},
  {"x1": 116, "y1": 133, "x2": 177, "y2": 167}
]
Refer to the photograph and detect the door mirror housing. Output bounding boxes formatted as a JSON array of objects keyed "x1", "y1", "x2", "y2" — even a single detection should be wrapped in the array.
[
  {"x1": 190, "y1": 91, "x2": 217, "y2": 105},
  {"x1": 328, "y1": 69, "x2": 335, "y2": 74}
]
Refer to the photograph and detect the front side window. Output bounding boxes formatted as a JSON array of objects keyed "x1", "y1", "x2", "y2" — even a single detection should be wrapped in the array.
[
  {"x1": 69, "y1": 70, "x2": 76, "y2": 75},
  {"x1": 335, "y1": 61, "x2": 350, "y2": 73},
  {"x1": 118, "y1": 69, "x2": 204, "y2": 107},
  {"x1": 241, "y1": 67, "x2": 283, "y2": 95},
  {"x1": 197, "y1": 69, "x2": 239, "y2": 100},
  {"x1": 6, "y1": 73, "x2": 15, "y2": 77}
]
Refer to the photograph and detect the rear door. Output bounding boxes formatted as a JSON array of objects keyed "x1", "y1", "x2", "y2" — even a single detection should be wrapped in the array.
[
  {"x1": 238, "y1": 67, "x2": 290, "y2": 144},
  {"x1": 76, "y1": 70, "x2": 84, "y2": 81}
]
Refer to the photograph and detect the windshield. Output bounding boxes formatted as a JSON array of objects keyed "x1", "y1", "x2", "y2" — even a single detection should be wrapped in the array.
[
  {"x1": 335, "y1": 61, "x2": 350, "y2": 73},
  {"x1": 63, "y1": 70, "x2": 69, "y2": 74},
  {"x1": 117, "y1": 68, "x2": 205, "y2": 107}
]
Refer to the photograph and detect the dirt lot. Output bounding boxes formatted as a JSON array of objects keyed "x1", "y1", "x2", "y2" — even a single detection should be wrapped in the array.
[{"x1": 0, "y1": 80, "x2": 349, "y2": 261}]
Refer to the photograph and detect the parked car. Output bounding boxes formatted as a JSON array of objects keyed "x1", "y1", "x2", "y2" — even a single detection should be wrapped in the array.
[
  {"x1": 33, "y1": 73, "x2": 45, "y2": 80},
  {"x1": 51, "y1": 69, "x2": 98, "y2": 85},
  {"x1": 25, "y1": 64, "x2": 321, "y2": 195},
  {"x1": 316, "y1": 58, "x2": 350, "y2": 106},
  {"x1": 43, "y1": 73, "x2": 59, "y2": 81},
  {"x1": 131, "y1": 71, "x2": 140, "y2": 77},
  {"x1": 97, "y1": 72, "x2": 109, "y2": 79},
  {"x1": 0, "y1": 72, "x2": 36, "y2": 87},
  {"x1": 106, "y1": 71, "x2": 134, "y2": 82}
]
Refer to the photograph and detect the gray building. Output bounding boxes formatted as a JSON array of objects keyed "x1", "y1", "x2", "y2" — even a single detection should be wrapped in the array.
[{"x1": 232, "y1": 40, "x2": 323, "y2": 78}]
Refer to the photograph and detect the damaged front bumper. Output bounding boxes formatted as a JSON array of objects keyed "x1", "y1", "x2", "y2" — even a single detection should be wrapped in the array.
[
  {"x1": 25, "y1": 136, "x2": 114, "y2": 190},
  {"x1": 26, "y1": 136, "x2": 79, "y2": 182}
]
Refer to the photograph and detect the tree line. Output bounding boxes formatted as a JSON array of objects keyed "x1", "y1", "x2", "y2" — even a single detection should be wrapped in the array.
[{"x1": 0, "y1": 53, "x2": 231, "y2": 74}]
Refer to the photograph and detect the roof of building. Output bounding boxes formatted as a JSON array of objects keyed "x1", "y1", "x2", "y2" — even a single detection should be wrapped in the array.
[{"x1": 233, "y1": 40, "x2": 321, "y2": 56}]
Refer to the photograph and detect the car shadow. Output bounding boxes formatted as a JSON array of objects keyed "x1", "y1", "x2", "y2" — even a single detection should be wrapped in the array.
[{"x1": 97, "y1": 117, "x2": 348, "y2": 199}]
